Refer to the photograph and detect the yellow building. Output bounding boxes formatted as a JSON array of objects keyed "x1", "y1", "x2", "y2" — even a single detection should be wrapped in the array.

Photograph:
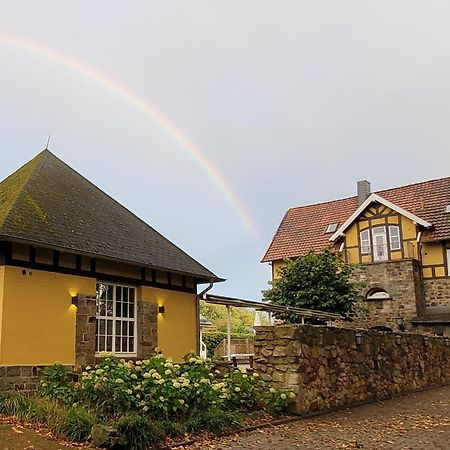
[
  {"x1": 263, "y1": 179, "x2": 450, "y2": 335},
  {"x1": 0, "y1": 150, "x2": 223, "y2": 367}
]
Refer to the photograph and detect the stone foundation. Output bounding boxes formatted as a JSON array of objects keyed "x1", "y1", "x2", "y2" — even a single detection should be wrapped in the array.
[
  {"x1": 254, "y1": 325, "x2": 450, "y2": 414},
  {"x1": 0, "y1": 366, "x2": 45, "y2": 392}
]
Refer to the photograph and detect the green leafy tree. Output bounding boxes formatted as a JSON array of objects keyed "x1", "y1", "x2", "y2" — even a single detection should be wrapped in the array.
[
  {"x1": 263, "y1": 247, "x2": 359, "y2": 322},
  {"x1": 200, "y1": 301, "x2": 253, "y2": 334}
]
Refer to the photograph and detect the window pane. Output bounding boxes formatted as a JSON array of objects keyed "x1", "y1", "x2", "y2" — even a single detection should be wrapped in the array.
[
  {"x1": 107, "y1": 320, "x2": 113, "y2": 336},
  {"x1": 106, "y1": 336, "x2": 113, "y2": 352},
  {"x1": 106, "y1": 301, "x2": 113, "y2": 316},
  {"x1": 129, "y1": 289, "x2": 135, "y2": 302},
  {"x1": 116, "y1": 302, "x2": 122, "y2": 318},
  {"x1": 129, "y1": 321, "x2": 134, "y2": 337},
  {"x1": 122, "y1": 337, "x2": 127, "y2": 352},
  {"x1": 122, "y1": 288, "x2": 129, "y2": 302},
  {"x1": 129, "y1": 339, "x2": 134, "y2": 353},
  {"x1": 99, "y1": 319, "x2": 105, "y2": 335},
  {"x1": 116, "y1": 286, "x2": 122, "y2": 301},
  {"x1": 115, "y1": 337, "x2": 121, "y2": 352},
  {"x1": 129, "y1": 304, "x2": 134, "y2": 318}
]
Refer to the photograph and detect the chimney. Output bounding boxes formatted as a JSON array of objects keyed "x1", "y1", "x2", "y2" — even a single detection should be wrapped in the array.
[{"x1": 357, "y1": 180, "x2": 371, "y2": 206}]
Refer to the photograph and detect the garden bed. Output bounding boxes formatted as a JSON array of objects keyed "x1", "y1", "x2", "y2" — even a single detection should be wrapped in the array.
[{"x1": 0, "y1": 353, "x2": 294, "y2": 449}]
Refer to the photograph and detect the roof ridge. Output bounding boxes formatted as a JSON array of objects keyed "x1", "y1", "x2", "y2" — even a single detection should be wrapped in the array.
[
  {"x1": 0, "y1": 151, "x2": 46, "y2": 229},
  {"x1": 375, "y1": 175, "x2": 450, "y2": 194},
  {"x1": 287, "y1": 176, "x2": 450, "y2": 212}
]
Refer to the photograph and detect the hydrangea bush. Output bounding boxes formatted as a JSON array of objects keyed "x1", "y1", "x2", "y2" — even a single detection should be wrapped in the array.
[{"x1": 40, "y1": 352, "x2": 294, "y2": 420}]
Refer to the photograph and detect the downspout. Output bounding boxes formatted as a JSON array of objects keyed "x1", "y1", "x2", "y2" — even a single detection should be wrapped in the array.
[{"x1": 196, "y1": 283, "x2": 214, "y2": 356}]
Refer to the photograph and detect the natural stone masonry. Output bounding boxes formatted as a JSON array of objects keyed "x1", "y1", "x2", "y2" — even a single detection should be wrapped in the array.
[
  {"x1": 254, "y1": 324, "x2": 450, "y2": 414},
  {"x1": 350, "y1": 259, "x2": 425, "y2": 331},
  {"x1": 424, "y1": 278, "x2": 450, "y2": 307},
  {"x1": 75, "y1": 295, "x2": 97, "y2": 366},
  {"x1": 137, "y1": 301, "x2": 157, "y2": 359},
  {"x1": 0, "y1": 366, "x2": 45, "y2": 392}
]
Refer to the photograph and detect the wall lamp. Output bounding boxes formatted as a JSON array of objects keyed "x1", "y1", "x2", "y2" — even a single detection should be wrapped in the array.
[
  {"x1": 71, "y1": 296, "x2": 78, "y2": 307},
  {"x1": 395, "y1": 334, "x2": 402, "y2": 345},
  {"x1": 445, "y1": 337, "x2": 450, "y2": 348},
  {"x1": 158, "y1": 306, "x2": 165, "y2": 314},
  {"x1": 423, "y1": 336, "x2": 430, "y2": 347},
  {"x1": 355, "y1": 332, "x2": 363, "y2": 346}
]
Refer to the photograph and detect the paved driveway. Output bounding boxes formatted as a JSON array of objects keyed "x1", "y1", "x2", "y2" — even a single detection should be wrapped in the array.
[{"x1": 184, "y1": 385, "x2": 450, "y2": 450}]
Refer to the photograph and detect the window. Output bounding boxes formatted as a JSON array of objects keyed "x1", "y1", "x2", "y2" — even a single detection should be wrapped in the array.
[
  {"x1": 445, "y1": 205, "x2": 450, "y2": 213},
  {"x1": 96, "y1": 282, "x2": 136, "y2": 355},
  {"x1": 360, "y1": 229, "x2": 371, "y2": 254},
  {"x1": 325, "y1": 223, "x2": 339, "y2": 233},
  {"x1": 366, "y1": 288, "x2": 391, "y2": 300},
  {"x1": 388, "y1": 225, "x2": 401, "y2": 251}
]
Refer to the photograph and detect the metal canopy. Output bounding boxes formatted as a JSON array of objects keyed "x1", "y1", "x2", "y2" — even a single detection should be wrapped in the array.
[{"x1": 204, "y1": 294, "x2": 342, "y2": 321}]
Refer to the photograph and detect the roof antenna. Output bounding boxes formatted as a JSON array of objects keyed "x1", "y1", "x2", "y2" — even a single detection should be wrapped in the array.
[{"x1": 45, "y1": 134, "x2": 51, "y2": 150}]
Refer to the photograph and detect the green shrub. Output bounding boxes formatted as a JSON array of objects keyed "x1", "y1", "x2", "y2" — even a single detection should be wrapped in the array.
[
  {"x1": 59, "y1": 405, "x2": 96, "y2": 442},
  {"x1": 41, "y1": 354, "x2": 294, "y2": 421},
  {"x1": 0, "y1": 394, "x2": 96, "y2": 443},
  {"x1": 40, "y1": 363, "x2": 75, "y2": 403},
  {"x1": 184, "y1": 407, "x2": 243, "y2": 434},
  {"x1": 116, "y1": 413, "x2": 165, "y2": 450}
]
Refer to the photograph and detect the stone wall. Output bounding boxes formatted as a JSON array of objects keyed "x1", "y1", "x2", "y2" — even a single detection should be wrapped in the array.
[
  {"x1": 254, "y1": 324, "x2": 450, "y2": 414},
  {"x1": 424, "y1": 278, "x2": 450, "y2": 307},
  {"x1": 350, "y1": 259, "x2": 425, "y2": 331}
]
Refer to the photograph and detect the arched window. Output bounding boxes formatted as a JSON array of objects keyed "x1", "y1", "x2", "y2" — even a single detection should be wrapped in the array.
[{"x1": 366, "y1": 288, "x2": 391, "y2": 301}]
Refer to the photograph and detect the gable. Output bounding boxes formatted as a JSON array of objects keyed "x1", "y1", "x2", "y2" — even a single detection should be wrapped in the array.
[{"x1": 329, "y1": 194, "x2": 431, "y2": 242}]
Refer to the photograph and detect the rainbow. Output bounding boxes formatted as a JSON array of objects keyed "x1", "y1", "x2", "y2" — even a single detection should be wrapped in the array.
[{"x1": 0, "y1": 32, "x2": 258, "y2": 237}]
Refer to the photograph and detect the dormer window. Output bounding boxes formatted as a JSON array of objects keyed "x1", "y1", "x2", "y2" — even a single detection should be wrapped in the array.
[
  {"x1": 445, "y1": 205, "x2": 450, "y2": 213},
  {"x1": 325, "y1": 223, "x2": 338, "y2": 234}
]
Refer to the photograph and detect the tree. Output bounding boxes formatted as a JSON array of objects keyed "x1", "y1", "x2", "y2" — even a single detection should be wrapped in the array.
[
  {"x1": 262, "y1": 247, "x2": 359, "y2": 322},
  {"x1": 200, "y1": 301, "x2": 254, "y2": 334}
]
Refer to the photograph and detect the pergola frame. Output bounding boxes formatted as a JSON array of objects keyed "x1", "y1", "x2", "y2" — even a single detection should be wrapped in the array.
[{"x1": 203, "y1": 293, "x2": 342, "y2": 360}]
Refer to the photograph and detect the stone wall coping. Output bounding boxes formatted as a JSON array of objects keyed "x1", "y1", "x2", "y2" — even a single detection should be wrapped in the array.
[{"x1": 255, "y1": 323, "x2": 450, "y2": 341}]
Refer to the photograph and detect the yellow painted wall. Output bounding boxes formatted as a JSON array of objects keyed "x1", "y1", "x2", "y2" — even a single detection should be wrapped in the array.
[
  {"x1": 343, "y1": 208, "x2": 418, "y2": 264},
  {"x1": 140, "y1": 286, "x2": 198, "y2": 362},
  {"x1": 0, "y1": 266, "x2": 96, "y2": 366},
  {"x1": 272, "y1": 260, "x2": 285, "y2": 279},
  {"x1": 422, "y1": 242, "x2": 444, "y2": 266}
]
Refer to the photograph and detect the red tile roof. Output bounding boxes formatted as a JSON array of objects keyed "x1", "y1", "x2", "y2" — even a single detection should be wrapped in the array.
[{"x1": 262, "y1": 176, "x2": 450, "y2": 262}]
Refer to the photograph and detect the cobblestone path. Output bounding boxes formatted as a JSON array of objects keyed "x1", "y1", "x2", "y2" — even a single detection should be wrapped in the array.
[{"x1": 184, "y1": 385, "x2": 450, "y2": 449}]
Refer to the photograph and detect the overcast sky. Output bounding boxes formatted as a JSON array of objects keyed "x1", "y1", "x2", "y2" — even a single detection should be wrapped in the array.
[{"x1": 1, "y1": 1, "x2": 450, "y2": 299}]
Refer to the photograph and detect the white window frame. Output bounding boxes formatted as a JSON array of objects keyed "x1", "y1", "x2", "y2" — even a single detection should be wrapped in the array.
[
  {"x1": 95, "y1": 282, "x2": 137, "y2": 357},
  {"x1": 388, "y1": 225, "x2": 401, "y2": 251},
  {"x1": 360, "y1": 229, "x2": 371, "y2": 254},
  {"x1": 447, "y1": 248, "x2": 450, "y2": 276}
]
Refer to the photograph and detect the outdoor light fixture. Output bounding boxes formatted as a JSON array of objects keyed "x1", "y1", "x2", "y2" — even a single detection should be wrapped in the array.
[
  {"x1": 395, "y1": 334, "x2": 402, "y2": 345},
  {"x1": 423, "y1": 336, "x2": 430, "y2": 347},
  {"x1": 355, "y1": 332, "x2": 363, "y2": 346},
  {"x1": 71, "y1": 296, "x2": 78, "y2": 307},
  {"x1": 158, "y1": 306, "x2": 165, "y2": 314},
  {"x1": 445, "y1": 337, "x2": 450, "y2": 348},
  {"x1": 395, "y1": 317, "x2": 405, "y2": 332}
]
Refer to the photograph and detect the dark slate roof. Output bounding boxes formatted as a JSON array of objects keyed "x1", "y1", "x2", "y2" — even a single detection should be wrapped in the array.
[
  {"x1": 262, "y1": 176, "x2": 450, "y2": 262},
  {"x1": 0, "y1": 150, "x2": 222, "y2": 282}
]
